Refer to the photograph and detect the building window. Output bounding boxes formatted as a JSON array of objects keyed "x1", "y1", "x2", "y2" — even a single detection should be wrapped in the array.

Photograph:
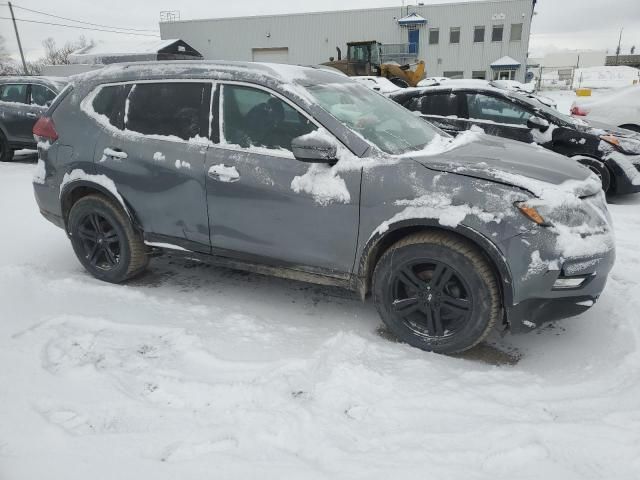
[
  {"x1": 473, "y1": 26, "x2": 485, "y2": 43},
  {"x1": 472, "y1": 70, "x2": 486, "y2": 79},
  {"x1": 429, "y1": 28, "x2": 439, "y2": 45},
  {"x1": 493, "y1": 70, "x2": 516, "y2": 81},
  {"x1": 450, "y1": 27, "x2": 461, "y2": 44},
  {"x1": 492, "y1": 24, "x2": 504, "y2": 42},
  {"x1": 443, "y1": 71, "x2": 464, "y2": 79},
  {"x1": 510, "y1": 23, "x2": 523, "y2": 41}
]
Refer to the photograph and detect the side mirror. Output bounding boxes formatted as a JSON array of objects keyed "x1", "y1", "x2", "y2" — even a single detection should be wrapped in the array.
[
  {"x1": 527, "y1": 116, "x2": 550, "y2": 132},
  {"x1": 291, "y1": 133, "x2": 337, "y2": 163}
]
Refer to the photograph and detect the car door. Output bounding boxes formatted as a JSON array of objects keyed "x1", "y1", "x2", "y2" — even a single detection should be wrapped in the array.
[
  {"x1": 0, "y1": 83, "x2": 32, "y2": 144},
  {"x1": 403, "y1": 90, "x2": 467, "y2": 136},
  {"x1": 205, "y1": 82, "x2": 361, "y2": 275},
  {"x1": 90, "y1": 81, "x2": 213, "y2": 252},
  {"x1": 460, "y1": 91, "x2": 535, "y2": 143}
]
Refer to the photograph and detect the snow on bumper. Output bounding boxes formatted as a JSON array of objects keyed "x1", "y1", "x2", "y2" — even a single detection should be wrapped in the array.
[{"x1": 604, "y1": 151, "x2": 640, "y2": 193}]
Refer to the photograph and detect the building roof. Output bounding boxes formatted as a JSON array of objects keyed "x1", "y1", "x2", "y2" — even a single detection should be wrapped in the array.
[
  {"x1": 398, "y1": 12, "x2": 427, "y2": 26},
  {"x1": 68, "y1": 39, "x2": 200, "y2": 65},
  {"x1": 490, "y1": 56, "x2": 522, "y2": 68}
]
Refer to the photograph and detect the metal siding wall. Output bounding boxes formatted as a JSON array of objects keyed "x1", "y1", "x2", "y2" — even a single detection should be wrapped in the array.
[{"x1": 159, "y1": 0, "x2": 533, "y2": 81}]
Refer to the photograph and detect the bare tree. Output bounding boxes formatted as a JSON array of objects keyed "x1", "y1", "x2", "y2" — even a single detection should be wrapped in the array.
[
  {"x1": 0, "y1": 35, "x2": 21, "y2": 76},
  {"x1": 42, "y1": 35, "x2": 93, "y2": 66}
]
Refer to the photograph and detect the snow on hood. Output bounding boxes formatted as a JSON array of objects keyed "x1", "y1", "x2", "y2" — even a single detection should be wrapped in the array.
[{"x1": 408, "y1": 130, "x2": 601, "y2": 198}]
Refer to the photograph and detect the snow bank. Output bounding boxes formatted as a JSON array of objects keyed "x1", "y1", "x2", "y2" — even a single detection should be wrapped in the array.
[{"x1": 573, "y1": 66, "x2": 640, "y2": 89}]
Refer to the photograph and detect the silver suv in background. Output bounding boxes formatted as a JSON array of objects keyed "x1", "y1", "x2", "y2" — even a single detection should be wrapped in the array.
[
  {"x1": 0, "y1": 76, "x2": 68, "y2": 162},
  {"x1": 32, "y1": 62, "x2": 615, "y2": 354}
]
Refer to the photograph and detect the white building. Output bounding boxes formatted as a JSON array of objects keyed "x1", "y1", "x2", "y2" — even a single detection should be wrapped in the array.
[{"x1": 159, "y1": 0, "x2": 536, "y2": 82}]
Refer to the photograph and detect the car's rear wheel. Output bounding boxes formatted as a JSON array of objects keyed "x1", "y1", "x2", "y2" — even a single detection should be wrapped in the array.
[
  {"x1": 68, "y1": 194, "x2": 149, "y2": 283},
  {"x1": 0, "y1": 133, "x2": 14, "y2": 162},
  {"x1": 372, "y1": 232, "x2": 500, "y2": 354},
  {"x1": 574, "y1": 156, "x2": 611, "y2": 193}
]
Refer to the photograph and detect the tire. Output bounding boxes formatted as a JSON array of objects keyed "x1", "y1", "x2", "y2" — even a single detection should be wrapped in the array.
[
  {"x1": 0, "y1": 132, "x2": 14, "y2": 162},
  {"x1": 372, "y1": 231, "x2": 500, "y2": 354},
  {"x1": 68, "y1": 194, "x2": 149, "y2": 283},
  {"x1": 573, "y1": 156, "x2": 611, "y2": 193}
]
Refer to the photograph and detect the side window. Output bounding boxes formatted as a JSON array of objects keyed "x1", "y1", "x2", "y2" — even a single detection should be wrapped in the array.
[
  {"x1": 420, "y1": 93, "x2": 459, "y2": 117},
  {"x1": 125, "y1": 82, "x2": 211, "y2": 141},
  {"x1": 0, "y1": 84, "x2": 28, "y2": 104},
  {"x1": 30, "y1": 85, "x2": 57, "y2": 107},
  {"x1": 465, "y1": 93, "x2": 533, "y2": 126},
  {"x1": 221, "y1": 84, "x2": 315, "y2": 151},
  {"x1": 92, "y1": 84, "x2": 130, "y2": 129}
]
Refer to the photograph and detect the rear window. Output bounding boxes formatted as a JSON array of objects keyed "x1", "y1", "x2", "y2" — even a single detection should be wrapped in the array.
[
  {"x1": 92, "y1": 84, "x2": 130, "y2": 129},
  {"x1": 0, "y1": 84, "x2": 28, "y2": 104},
  {"x1": 30, "y1": 84, "x2": 57, "y2": 107},
  {"x1": 125, "y1": 83, "x2": 211, "y2": 141},
  {"x1": 406, "y1": 92, "x2": 459, "y2": 117}
]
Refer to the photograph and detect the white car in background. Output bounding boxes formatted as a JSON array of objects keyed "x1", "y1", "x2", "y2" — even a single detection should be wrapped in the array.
[
  {"x1": 352, "y1": 76, "x2": 402, "y2": 94},
  {"x1": 571, "y1": 85, "x2": 640, "y2": 132},
  {"x1": 417, "y1": 76, "x2": 449, "y2": 87}
]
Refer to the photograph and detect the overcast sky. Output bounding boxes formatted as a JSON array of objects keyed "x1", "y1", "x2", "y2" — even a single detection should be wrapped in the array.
[{"x1": 1, "y1": 0, "x2": 639, "y2": 61}]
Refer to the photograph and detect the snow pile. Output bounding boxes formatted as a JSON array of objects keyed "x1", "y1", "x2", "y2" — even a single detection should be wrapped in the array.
[
  {"x1": 573, "y1": 66, "x2": 640, "y2": 89},
  {"x1": 524, "y1": 250, "x2": 560, "y2": 280},
  {"x1": 60, "y1": 169, "x2": 127, "y2": 215},
  {"x1": 32, "y1": 159, "x2": 46, "y2": 185},
  {"x1": 174, "y1": 160, "x2": 191, "y2": 170},
  {"x1": 208, "y1": 164, "x2": 239, "y2": 183},
  {"x1": 291, "y1": 163, "x2": 350, "y2": 205},
  {"x1": 152, "y1": 152, "x2": 165, "y2": 162},
  {"x1": 372, "y1": 191, "x2": 503, "y2": 238}
]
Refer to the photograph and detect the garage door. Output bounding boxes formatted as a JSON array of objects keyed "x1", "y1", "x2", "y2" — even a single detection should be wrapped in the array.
[{"x1": 252, "y1": 48, "x2": 289, "y2": 64}]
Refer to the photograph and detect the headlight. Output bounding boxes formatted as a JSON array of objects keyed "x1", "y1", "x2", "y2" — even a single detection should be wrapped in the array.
[
  {"x1": 600, "y1": 135, "x2": 640, "y2": 155},
  {"x1": 515, "y1": 201, "x2": 592, "y2": 228}
]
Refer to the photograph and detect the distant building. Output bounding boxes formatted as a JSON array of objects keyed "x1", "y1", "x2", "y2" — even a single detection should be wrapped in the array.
[
  {"x1": 68, "y1": 38, "x2": 202, "y2": 65},
  {"x1": 159, "y1": 0, "x2": 536, "y2": 82},
  {"x1": 606, "y1": 55, "x2": 640, "y2": 69},
  {"x1": 41, "y1": 39, "x2": 203, "y2": 77},
  {"x1": 538, "y1": 51, "x2": 607, "y2": 69}
]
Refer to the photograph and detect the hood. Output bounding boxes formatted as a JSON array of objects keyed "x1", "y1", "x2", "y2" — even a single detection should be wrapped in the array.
[
  {"x1": 577, "y1": 118, "x2": 640, "y2": 139},
  {"x1": 410, "y1": 132, "x2": 600, "y2": 197}
]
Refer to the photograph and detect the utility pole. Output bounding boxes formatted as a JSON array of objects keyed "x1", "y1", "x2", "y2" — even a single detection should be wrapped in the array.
[
  {"x1": 8, "y1": 2, "x2": 28, "y2": 75},
  {"x1": 615, "y1": 27, "x2": 624, "y2": 66}
]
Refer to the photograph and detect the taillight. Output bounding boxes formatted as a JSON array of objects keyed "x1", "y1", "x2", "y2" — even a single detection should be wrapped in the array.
[
  {"x1": 570, "y1": 104, "x2": 589, "y2": 116},
  {"x1": 33, "y1": 116, "x2": 58, "y2": 142}
]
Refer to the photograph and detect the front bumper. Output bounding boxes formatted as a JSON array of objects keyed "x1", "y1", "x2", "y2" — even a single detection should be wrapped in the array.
[
  {"x1": 503, "y1": 228, "x2": 615, "y2": 333},
  {"x1": 604, "y1": 152, "x2": 640, "y2": 195}
]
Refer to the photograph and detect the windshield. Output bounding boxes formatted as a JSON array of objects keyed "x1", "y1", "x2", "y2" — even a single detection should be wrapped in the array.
[
  {"x1": 510, "y1": 90, "x2": 585, "y2": 127},
  {"x1": 306, "y1": 82, "x2": 441, "y2": 154}
]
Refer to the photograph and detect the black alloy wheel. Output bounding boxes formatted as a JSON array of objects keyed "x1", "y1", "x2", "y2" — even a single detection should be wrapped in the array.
[
  {"x1": 77, "y1": 212, "x2": 122, "y2": 271},
  {"x1": 390, "y1": 260, "x2": 472, "y2": 338}
]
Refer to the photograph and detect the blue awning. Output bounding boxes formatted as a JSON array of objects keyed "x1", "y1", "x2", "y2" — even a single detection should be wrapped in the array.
[{"x1": 398, "y1": 13, "x2": 427, "y2": 26}]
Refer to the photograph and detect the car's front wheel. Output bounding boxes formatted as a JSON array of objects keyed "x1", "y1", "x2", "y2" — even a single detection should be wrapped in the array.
[
  {"x1": 68, "y1": 194, "x2": 149, "y2": 283},
  {"x1": 0, "y1": 132, "x2": 14, "y2": 162},
  {"x1": 373, "y1": 232, "x2": 500, "y2": 354}
]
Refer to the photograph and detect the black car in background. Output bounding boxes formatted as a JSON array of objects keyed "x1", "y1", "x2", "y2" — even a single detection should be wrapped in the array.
[
  {"x1": 389, "y1": 83, "x2": 640, "y2": 195},
  {"x1": 0, "y1": 76, "x2": 68, "y2": 162}
]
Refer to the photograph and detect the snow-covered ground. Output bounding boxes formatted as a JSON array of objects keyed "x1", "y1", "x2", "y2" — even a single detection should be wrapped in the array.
[{"x1": 2, "y1": 152, "x2": 640, "y2": 479}]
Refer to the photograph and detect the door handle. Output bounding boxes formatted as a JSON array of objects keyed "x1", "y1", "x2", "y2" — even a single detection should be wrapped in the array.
[
  {"x1": 26, "y1": 112, "x2": 38, "y2": 118},
  {"x1": 103, "y1": 147, "x2": 128, "y2": 160},
  {"x1": 208, "y1": 164, "x2": 240, "y2": 183}
]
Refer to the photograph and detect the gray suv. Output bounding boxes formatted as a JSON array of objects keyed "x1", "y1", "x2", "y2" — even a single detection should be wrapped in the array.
[
  {"x1": 0, "y1": 76, "x2": 68, "y2": 162},
  {"x1": 32, "y1": 61, "x2": 615, "y2": 354}
]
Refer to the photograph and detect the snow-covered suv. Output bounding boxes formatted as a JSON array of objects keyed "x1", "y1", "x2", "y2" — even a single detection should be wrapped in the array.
[{"x1": 32, "y1": 61, "x2": 615, "y2": 354}]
